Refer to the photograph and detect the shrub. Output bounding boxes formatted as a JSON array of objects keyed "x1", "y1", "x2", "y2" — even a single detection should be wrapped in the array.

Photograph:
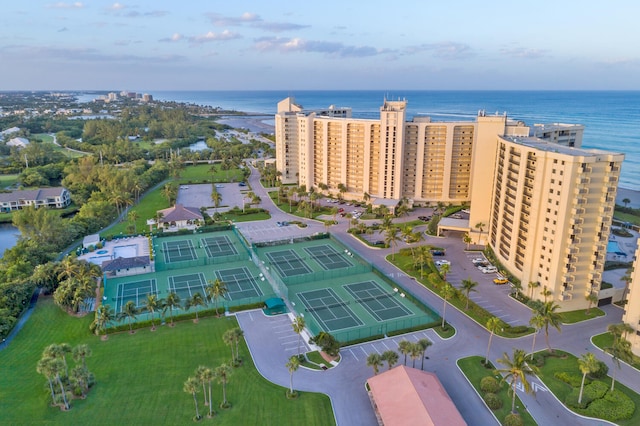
[
  {"x1": 503, "y1": 413, "x2": 524, "y2": 426},
  {"x1": 586, "y1": 389, "x2": 635, "y2": 421},
  {"x1": 483, "y1": 392, "x2": 502, "y2": 410},
  {"x1": 505, "y1": 325, "x2": 529, "y2": 334},
  {"x1": 554, "y1": 371, "x2": 587, "y2": 388},
  {"x1": 566, "y1": 381, "x2": 609, "y2": 409},
  {"x1": 589, "y1": 360, "x2": 609, "y2": 378},
  {"x1": 480, "y1": 376, "x2": 501, "y2": 394}
]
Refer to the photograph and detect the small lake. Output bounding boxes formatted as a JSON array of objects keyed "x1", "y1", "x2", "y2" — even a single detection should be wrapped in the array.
[
  {"x1": 188, "y1": 140, "x2": 210, "y2": 152},
  {"x1": 0, "y1": 223, "x2": 19, "y2": 258}
]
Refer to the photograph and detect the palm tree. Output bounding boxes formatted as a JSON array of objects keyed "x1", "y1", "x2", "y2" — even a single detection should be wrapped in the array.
[
  {"x1": 117, "y1": 300, "x2": 139, "y2": 333},
  {"x1": 381, "y1": 350, "x2": 399, "y2": 370},
  {"x1": 608, "y1": 338, "x2": 633, "y2": 392},
  {"x1": 183, "y1": 376, "x2": 201, "y2": 420},
  {"x1": 223, "y1": 329, "x2": 236, "y2": 364},
  {"x1": 165, "y1": 291, "x2": 181, "y2": 326},
  {"x1": 232, "y1": 327, "x2": 244, "y2": 365},
  {"x1": 50, "y1": 357, "x2": 70, "y2": 410},
  {"x1": 416, "y1": 246, "x2": 432, "y2": 279},
  {"x1": 211, "y1": 188, "x2": 222, "y2": 214},
  {"x1": 417, "y1": 339, "x2": 432, "y2": 370},
  {"x1": 496, "y1": 349, "x2": 539, "y2": 414},
  {"x1": 195, "y1": 366, "x2": 210, "y2": 408},
  {"x1": 36, "y1": 357, "x2": 57, "y2": 406},
  {"x1": 206, "y1": 278, "x2": 228, "y2": 317},
  {"x1": 622, "y1": 197, "x2": 631, "y2": 207},
  {"x1": 201, "y1": 367, "x2": 215, "y2": 417},
  {"x1": 577, "y1": 353, "x2": 600, "y2": 404},
  {"x1": 292, "y1": 316, "x2": 306, "y2": 358},
  {"x1": 538, "y1": 301, "x2": 562, "y2": 353},
  {"x1": 608, "y1": 322, "x2": 634, "y2": 345},
  {"x1": 43, "y1": 343, "x2": 71, "y2": 377},
  {"x1": 409, "y1": 342, "x2": 422, "y2": 368},
  {"x1": 585, "y1": 293, "x2": 598, "y2": 315},
  {"x1": 463, "y1": 233, "x2": 472, "y2": 250},
  {"x1": 72, "y1": 344, "x2": 92, "y2": 369},
  {"x1": 91, "y1": 304, "x2": 114, "y2": 338},
  {"x1": 127, "y1": 210, "x2": 139, "y2": 234},
  {"x1": 215, "y1": 364, "x2": 232, "y2": 408},
  {"x1": 460, "y1": 278, "x2": 478, "y2": 309},
  {"x1": 485, "y1": 317, "x2": 501, "y2": 364},
  {"x1": 398, "y1": 340, "x2": 412, "y2": 365},
  {"x1": 528, "y1": 281, "x2": 540, "y2": 299},
  {"x1": 286, "y1": 355, "x2": 300, "y2": 395},
  {"x1": 384, "y1": 227, "x2": 401, "y2": 260},
  {"x1": 474, "y1": 222, "x2": 485, "y2": 244},
  {"x1": 439, "y1": 263, "x2": 451, "y2": 282},
  {"x1": 143, "y1": 294, "x2": 160, "y2": 330},
  {"x1": 529, "y1": 314, "x2": 545, "y2": 359},
  {"x1": 441, "y1": 283, "x2": 455, "y2": 329},
  {"x1": 189, "y1": 292, "x2": 206, "y2": 322},
  {"x1": 542, "y1": 285, "x2": 552, "y2": 303},
  {"x1": 366, "y1": 353, "x2": 384, "y2": 375}
]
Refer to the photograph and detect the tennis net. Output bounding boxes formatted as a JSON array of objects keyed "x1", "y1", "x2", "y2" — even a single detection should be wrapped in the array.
[{"x1": 306, "y1": 300, "x2": 350, "y2": 312}]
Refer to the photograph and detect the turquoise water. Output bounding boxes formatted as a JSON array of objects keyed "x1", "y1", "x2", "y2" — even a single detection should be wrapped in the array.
[{"x1": 607, "y1": 240, "x2": 623, "y2": 253}]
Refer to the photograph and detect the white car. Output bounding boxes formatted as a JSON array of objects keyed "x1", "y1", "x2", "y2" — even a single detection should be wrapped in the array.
[
  {"x1": 435, "y1": 260, "x2": 451, "y2": 266},
  {"x1": 480, "y1": 266, "x2": 498, "y2": 274}
]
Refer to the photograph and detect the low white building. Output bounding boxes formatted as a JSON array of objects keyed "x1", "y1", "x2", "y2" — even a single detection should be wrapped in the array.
[
  {"x1": 6, "y1": 137, "x2": 29, "y2": 148},
  {"x1": 0, "y1": 187, "x2": 71, "y2": 212}
]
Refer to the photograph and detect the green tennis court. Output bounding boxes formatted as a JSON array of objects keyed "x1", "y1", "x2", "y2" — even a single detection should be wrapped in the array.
[
  {"x1": 113, "y1": 279, "x2": 158, "y2": 313},
  {"x1": 168, "y1": 272, "x2": 207, "y2": 300},
  {"x1": 297, "y1": 288, "x2": 363, "y2": 332},
  {"x1": 201, "y1": 235, "x2": 238, "y2": 258},
  {"x1": 215, "y1": 267, "x2": 263, "y2": 300},
  {"x1": 162, "y1": 239, "x2": 198, "y2": 263},
  {"x1": 344, "y1": 281, "x2": 413, "y2": 321},
  {"x1": 304, "y1": 244, "x2": 353, "y2": 270},
  {"x1": 266, "y1": 249, "x2": 312, "y2": 277}
]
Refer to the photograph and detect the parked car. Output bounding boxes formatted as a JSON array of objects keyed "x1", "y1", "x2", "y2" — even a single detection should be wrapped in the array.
[
  {"x1": 431, "y1": 250, "x2": 446, "y2": 256},
  {"x1": 435, "y1": 260, "x2": 451, "y2": 266},
  {"x1": 481, "y1": 266, "x2": 498, "y2": 274},
  {"x1": 494, "y1": 278, "x2": 509, "y2": 285},
  {"x1": 338, "y1": 208, "x2": 344, "y2": 213}
]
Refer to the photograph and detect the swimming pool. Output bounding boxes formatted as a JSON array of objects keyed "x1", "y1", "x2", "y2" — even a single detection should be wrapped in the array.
[
  {"x1": 88, "y1": 254, "x2": 112, "y2": 265},
  {"x1": 607, "y1": 240, "x2": 626, "y2": 256},
  {"x1": 113, "y1": 244, "x2": 138, "y2": 258}
]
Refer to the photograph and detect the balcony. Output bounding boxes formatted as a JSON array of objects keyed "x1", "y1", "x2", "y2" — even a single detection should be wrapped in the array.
[
  {"x1": 575, "y1": 187, "x2": 589, "y2": 195},
  {"x1": 576, "y1": 177, "x2": 590, "y2": 185},
  {"x1": 559, "y1": 292, "x2": 573, "y2": 301},
  {"x1": 563, "y1": 265, "x2": 577, "y2": 274},
  {"x1": 566, "y1": 247, "x2": 579, "y2": 255},
  {"x1": 564, "y1": 282, "x2": 574, "y2": 290}
]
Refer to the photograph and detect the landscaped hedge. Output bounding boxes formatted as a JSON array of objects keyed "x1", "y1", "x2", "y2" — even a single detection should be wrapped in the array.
[
  {"x1": 586, "y1": 389, "x2": 635, "y2": 421},
  {"x1": 503, "y1": 413, "x2": 524, "y2": 426},
  {"x1": 554, "y1": 371, "x2": 586, "y2": 388},
  {"x1": 566, "y1": 381, "x2": 608, "y2": 409},
  {"x1": 480, "y1": 376, "x2": 501, "y2": 393},
  {"x1": 483, "y1": 392, "x2": 503, "y2": 410}
]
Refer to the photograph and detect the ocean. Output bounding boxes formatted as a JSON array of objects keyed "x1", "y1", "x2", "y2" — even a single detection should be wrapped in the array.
[{"x1": 151, "y1": 90, "x2": 640, "y2": 190}]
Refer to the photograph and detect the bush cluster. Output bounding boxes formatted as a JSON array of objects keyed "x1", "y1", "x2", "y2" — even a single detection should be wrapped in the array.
[
  {"x1": 483, "y1": 392, "x2": 502, "y2": 410},
  {"x1": 586, "y1": 389, "x2": 635, "y2": 421},
  {"x1": 503, "y1": 413, "x2": 524, "y2": 426},
  {"x1": 554, "y1": 371, "x2": 587, "y2": 388},
  {"x1": 480, "y1": 376, "x2": 501, "y2": 394},
  {"x1": 589, "y1": 361, "x2": 609, "y2": 378},
  {"x1": 565, "y1": 381, "x2": 608, "y2": 409}
]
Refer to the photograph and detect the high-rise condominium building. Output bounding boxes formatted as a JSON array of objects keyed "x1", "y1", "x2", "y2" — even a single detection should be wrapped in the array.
[
  {"x1": 275, "y1": 97, "x2": 623, "y2": 310},
  {"x1": 622, "y1": 244, "x2": 640, "y2": 356}
]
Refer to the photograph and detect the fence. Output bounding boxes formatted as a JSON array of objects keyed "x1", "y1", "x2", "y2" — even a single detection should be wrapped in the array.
[
  {"x1": 283, "y1": 263, "x2": 372, "y2": 286},
  {"x1": 155, "y1": 253, "x2": 246, "y2": 271}
]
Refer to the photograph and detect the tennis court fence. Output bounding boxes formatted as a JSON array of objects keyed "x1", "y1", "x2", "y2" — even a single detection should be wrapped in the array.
[
  {"x1": 283, "y1": 263, "x2": 372, "y2": 286},
  {"x1": 251, "y1": 252, "x2": 289, "y2": 299},
  {"x1": 305, "y1": 300, "x2": 350, "y2": 313},
  {"x1": 155, "y1": 253, "x2": 246, "y2": 271}
]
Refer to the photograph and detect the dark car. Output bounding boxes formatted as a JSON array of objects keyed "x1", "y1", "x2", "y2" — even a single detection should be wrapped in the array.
[{"x1": 431, "y1": 250, "x2": 446, "y2": 256}]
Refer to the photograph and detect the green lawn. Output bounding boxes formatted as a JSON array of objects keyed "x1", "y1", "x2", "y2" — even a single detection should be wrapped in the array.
[
  {"x1": 0, "y1": 173, "x2": 20, "y2": 189},
  {"x1": 34, "y1": 133, "x2": 87, "y2": 158},
  {"x1": 559, "y1": 308, "x2": 605, "y2": 324},
  {"x1": 105, "y1": 186, "x2": 170, "y2": 237},
  {"x1": 457, "y1": 356, "x2": 536, "y2": 425},
  {"x1": 178, "y1": 164, "x2": 245, "y2": 184},
  {"x1": 0, "y1": 298, "x2": 334, "y2": 425},
  {"x1": 613, "y1": 211, "x2": 640, "y2": 227},
  {"x1": 592, "y1": 332, "x2": 640, "y2": 369},
  {"x1": 535, "y1": 350, "x2": 640, "y2": 424}
]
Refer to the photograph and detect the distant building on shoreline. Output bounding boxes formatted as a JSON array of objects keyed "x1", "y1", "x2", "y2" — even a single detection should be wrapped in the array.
[{"x1": 275, "y1": 97, "x2": 622, "y2": 310}]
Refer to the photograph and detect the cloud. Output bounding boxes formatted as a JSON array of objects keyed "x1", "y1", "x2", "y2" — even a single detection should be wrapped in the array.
[
  {"x1": 109, "y1": 2, "x2": 126, "y2": 10},
  {"x1": 189, "y1": 30, "x2": 242, "y2": 44},
  {"x1": 48, "y1": 2, "x2": 83, "y2": 9},
  {"x1": 207, "y1": 12, "x2": 308, "y2": 33},
  {"x1": 499, "y1": 47, "x2": 548, "y2": 59},
  {"x1": 404, "y1": 42, "x2": 474, "y2": 60},
  {"x1": 253, "y1": 22, "x2": 310, "y2": 33},
  {"x1": 159, "y1": 33, "x2": 183, "y2": 43},
  {"x1": 1, "y1": 44, "x2": 186, "y2": 64},
  {"x1": 253, "y1": 37, "x2": 383, "y2": 58}
]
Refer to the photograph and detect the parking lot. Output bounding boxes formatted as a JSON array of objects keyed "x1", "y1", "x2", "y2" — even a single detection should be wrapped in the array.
[{"x1": 176, "y1": 182, "x2": 248, "y2": 214}]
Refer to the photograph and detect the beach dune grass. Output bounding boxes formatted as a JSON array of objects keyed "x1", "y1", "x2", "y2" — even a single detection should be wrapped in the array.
[{"x1": 0, "y1": 297, "x2": 334, "y2": 425}]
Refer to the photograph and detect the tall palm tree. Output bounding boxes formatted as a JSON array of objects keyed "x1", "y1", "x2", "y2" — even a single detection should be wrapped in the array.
[
  {"x1": 36, "y1": 357, "x2": 57, "y2": 406},
  {"x1": 485, "y1": 317, "x2": 501, "y2": 364},
  {"x1": 215, "y1": 363, "x2": 233, "y2": 407},
  {"x1": 222, "y1": 329, "x2": 236, "y2": 364},
  {"x1": 286, "y1": 355, "x2": 300, "y2": 395},
  {"x1": 127, "y1": 210, "x2": 139, "y2": 234},
  {"x1": 460, "y1": 278, "x2": 478, "y2": 309},
  {"x1": 409, "y1": 342, "x2": 422, "y2": 368},
  {"x1": 366, "y1": 353, "x2": 384, "y2": 375},
  {"x1": 195, "y1": 366, "x2": 210, "y2": 408},
  {"x1": 416, "y1": 246, "x2": 432, "y2": 279},
  {"x1": 292, "y1": 316, "x2": 306, "y2": 358},
  {"x1": 189, "y1": 292, "x2": 206, "y2": 322},
  {"x1": 441, "y1": 283, "x2": 455, "y2": 329},
  {"x1": 50, "y1": 357, "x2": 70, "y2": 410},
  {"x1": 143, "y1": 294, "x2": 160, "y2": 330},
  {"x1": 528, "y1": 281, "x2": 540, "y2": 299},
  {"x1": 541, "y1": 285, "x2": 552, "y2": 303},
  {"x1": 585, "y1": 293, "x2": 598, "y2": 315},
  {"x1": 463, "y1": 233, "x2": 472, "y2": 250},
  {"x1": 201, "y1": 367, "x2": 215, "y2": 417},
  {"x1": 91, "y1": 304, "x2": 114, "y2": 338},
  {"x1": 439, "y1": 263, "x2": 451, "y2": 282},
  {"x1": 496, "y1": 349, "x2": 539, "y2": 414},
  {"x1": 608, "y1": 322, "x2": 634, "y2": 345},
  {"x1": 72, "y1": 344, "x2": 92, "y2": 369},
  {"x1": 622, "y1": 197, "x2": 631, "y2": 207},
  {"x1": 117, "y1": 300, "x2": 139, "y2": 333},
  {"x1": 183, "y1": 376, "x2": 201, "y2": 420},
  {"x1": 538, "y1": 301, "x2": 562, "y2": 353},
  {"x1": 577, "y1": 353, "x2": 600, "y2": 404},
  {"x1": 474, "y1": 222, "x2": 485, "y2": 244},
  {"x1": 381, "y1": 350, "x2": 399, "y2": 370},
  {"x1": 529, "y1": 314, "x2": 545, "y2": 359},
  {"x1": 608, "y1": 339, "x2": 633, "y2": 392},
  {"x1": 417, "y1": 339, "x2": 432, "y2": 370},
  {"x1": 398, "y1": 340, "x2": 412, "y2": 365},
  {"x1": 206, "y1": 278, "x2": 228, "y2": 317},
  {"x1": 232, "y1": 327, "x2": 244, "y2": 365},
  {"x1": 164, "y1": 291, "x2": 181, "y2": 326}
]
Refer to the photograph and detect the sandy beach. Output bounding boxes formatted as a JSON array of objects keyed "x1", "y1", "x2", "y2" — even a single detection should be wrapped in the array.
[{"x1": 217, "y1": 115, "x2": 275, "y2": 134}]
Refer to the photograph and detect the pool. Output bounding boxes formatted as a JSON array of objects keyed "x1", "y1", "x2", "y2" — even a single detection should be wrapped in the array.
[
  {"x1": 88, "y1": 254, "x2": 112, "y2": 265},
  {"x1": 96, "y1": 249, "x2": 108, "y2": 254},
  {"x1": 113, "y1": 244, "x2": 138, "y2": 258},
  {"x1": 607, "y1": 240, "x2": 626, "y2": 256}
]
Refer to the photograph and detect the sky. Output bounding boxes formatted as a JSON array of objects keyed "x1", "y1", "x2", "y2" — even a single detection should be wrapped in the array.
[{"x1": 2, "y1": 1, "x2": 640, "y2": 91}]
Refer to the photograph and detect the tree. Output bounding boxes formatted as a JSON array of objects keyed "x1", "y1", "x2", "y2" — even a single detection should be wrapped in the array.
[
  {"x1": 43, "y1": 343, "x2": 71, "y2": 377},
  {"x1": 206, "y1": 278, "x2": 228, "y2": 317},
  {"x1": 215, "y1": 363, "x2": 232, "y2": 408},
  {"x1": 51, "y1": 358, "x2": 70, "y2": 410},
  {"x1": 608, "y1": 322, "x2": 634, "y2": 346},
  {"x1": 91, "y1": 304, "x2": 114, "y2": 338},
  {"x1": 409, "y1": 342, "x2": 422, "y2": 368},
  {"x1": 183, "y1": 376, "x2": 201, "y2": 420},
  {"x1": 72, "y1": 344, "x2": 92, "y2": 370},
  {"x1": 117, "y1": 300, "x2": 139, "y2": 333},
  {"x1": 384, "y1": 227, "x2": 401, "y2": 259},
  {"x1": 381, "y1": 350, "x2": 399, "y2": 370},
  {"x1": 188, "y1": 292, "x2": 206, "y2": 322},
  {"x1": 36, "y1": 357, "x2": 57, "y2": 407},
  {"x1": 127, "y1": 210, "x2": 139, "y2": 234},
  {"x1": 398, "y1": 340, "x2": 412, "y2": 365},
  {"x1": 222, "y1": 329, "x2": 236, "y2": 364},
  {"x1": 195, "y1": 366, "x2": 210, "y2": 409},
  {"x1": 286, "y1": 355, "x2": 300, "y2": 395},
  {"x1": 162, "y1": 183, "x2": 178, "y2": 205},
  {"x1": 496, "y1": 349, "x2": 538, "y2": 414},
  {"x1": 439, "y1": 263, "x2": 451, "y2": 282},
  {"x1": 608, "y1": 338, "x2": 633, "y2": 391},
  {"x1": 463, "y1": 233, "x2": 472, "y2": 250},
  {"x1": 292, "y1": 316, "x2": 306, "y2": 358},
  {"x1": 441, "y1": 283, "x2": 455, "y2": 329},
  {"x1": 485, "y1": 317, "x2": 501, "y2": 364},
  {"x1": 164, "y1": 291, "x2": 181, "y2": 326},
  {"x1": 585, "y1": 293, "x2": 598, "y2": 315},
  {"x1": 622, "y1": 198, "x2": 631, "y2": 207},
  {"x1": 417, "y1": 338, "x2": 432, "y2": 370},
  {"x1": 366, "y1": 353, "x2": 384, "y2": 375},
  {"x1": 474, "y1": 222, "x2": 485, "y2": 244},
  {"x1": 309, "y1": 331, "x2": 340, "y2": 357},
  {"x1": 200, "y1": 367, "x2": 215, "y2": 418},
  {"x1": 541, "y1": 285, "x2": 552, "y2": 303},
  {"x1": 143, "y1": 294, "x2": 160, "y2": 330},
  {"x1": 211, "y1": 187, "x2": 222, "y2": 213},
  {"x1": 577, "y1": 353, "x2": 600, "y2": 404},
  {"x1": 460, "y1": 278, "x2": 478, "y2": 309},
  {"x1": 537, "y1": 301, "x2": 562, "y2": 353},
  {"x1": 528, "y1": 281, "x2": 540, "y2": 299},
  {"x1": 416, "y1": 246, "x2": 432, "y2": 279},
  {"x1": 529, "y1": 314, "x2": 545, "y2": 359},
  {"x1": 232, "y1": 328, "x2": 244, "y2": 365}
]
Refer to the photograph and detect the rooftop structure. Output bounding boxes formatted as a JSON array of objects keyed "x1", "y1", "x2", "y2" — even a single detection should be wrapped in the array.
[{"x1": 0, "y1": 187, "x2": 71, "y2": 212}]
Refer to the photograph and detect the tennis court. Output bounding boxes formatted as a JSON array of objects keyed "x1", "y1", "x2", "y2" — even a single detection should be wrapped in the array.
[
  {"x1": 298, "y1": 288, "x2": 363, "y2": 332},
  {"x1": 168, "y1": 272, "x2": 207, "y2": 300},
  {"x1": 344, "y1": 280, "x2": 413, "y2": 321},
  {"x1": 113, "y1": 279, "x2": 158, "y2": 313},
  {"x1": 265, "y1": 249, "x2": 312, "y2": 277},
  {"x1": 304, "y1": 244, "x2": 353, "y2": 270},
  {"x1": 201, "y1": 235, "x2": 238, "y2": 258},
  {"x1": 162, "y1": 239, "x2": 198, "y2": 263},
  {"x1": 215, "y1": 267, "x2": 263, "y2": 300}
]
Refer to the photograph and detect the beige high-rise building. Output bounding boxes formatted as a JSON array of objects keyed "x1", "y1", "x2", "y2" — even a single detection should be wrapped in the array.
[
  {"x1": 275, "y1": 97, "x2": 623, "y2": 310},
  {"x1": 622, "y1": 244, "x2": 640, "y2": 356}
]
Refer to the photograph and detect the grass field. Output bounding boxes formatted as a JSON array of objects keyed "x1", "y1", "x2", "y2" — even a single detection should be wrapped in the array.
[
  {"x1": 559, "y1": 308, "x2": 605, "y2": 324},
  {"x1": 104, "y1": 186, "x2": 170, "y2": 237},
  {"x1": 614, "y1": 211, "x2": 640, "y2": 226},
  {"x1": 178, "y1": 164, "x2": 245, "y2": 184},
  {"x1": 592, "y1": 332, "x2": 640, "y2": 370},
  {"x1": 34, "y1": 133, "x2": 87, "y2": 158},
  {"x1": 0, "y1": 297, "x2": 334, "y2": 425},
  {"x1": 0, "y1": 173, "x2": 20, "y2": 189}
]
